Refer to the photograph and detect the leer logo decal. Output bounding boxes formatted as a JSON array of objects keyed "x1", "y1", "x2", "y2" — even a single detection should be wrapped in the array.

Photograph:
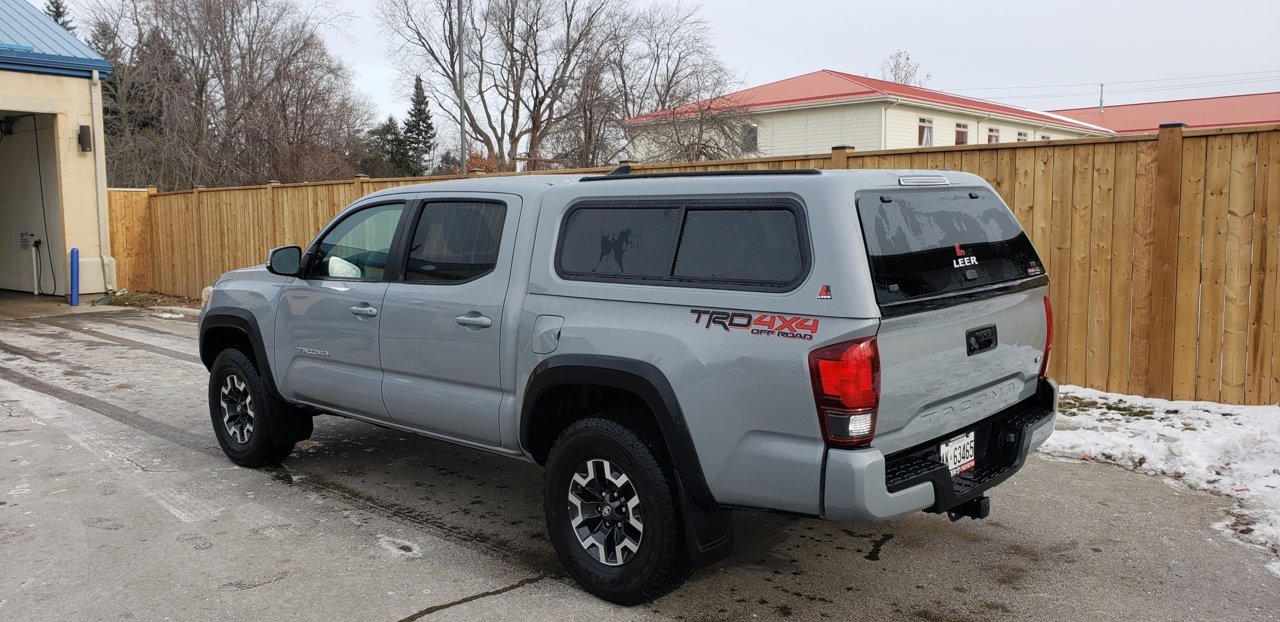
[
  {"x1": 953, "y1": 243, "x2": 978, "y2": 268},
  {"x1": 690, "y1": 309, "x2": 819, "y2": 340}
]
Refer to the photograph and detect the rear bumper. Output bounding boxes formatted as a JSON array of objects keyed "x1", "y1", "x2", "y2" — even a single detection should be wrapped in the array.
[{"x1": 822, "y1": 378, "x2": 1058, "y2": 521}]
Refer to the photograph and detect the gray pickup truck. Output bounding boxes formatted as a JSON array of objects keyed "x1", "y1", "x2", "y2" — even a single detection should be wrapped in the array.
[{"x1": 198, "y1": 168, "x2": 1057, "y2": 604}]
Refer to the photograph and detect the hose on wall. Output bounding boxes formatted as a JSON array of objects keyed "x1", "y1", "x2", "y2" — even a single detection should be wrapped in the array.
[{"x1": 30, "y1": 115, "x2": 58, "y2": 296}]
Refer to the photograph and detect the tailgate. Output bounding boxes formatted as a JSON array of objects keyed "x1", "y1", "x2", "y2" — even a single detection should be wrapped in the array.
[
  {"x1": 873, "y1": 288, "x2": 1046, "y2": 454},
  {"x1": 853, "y1": 186, "x2": 1049, "y2": 455}
]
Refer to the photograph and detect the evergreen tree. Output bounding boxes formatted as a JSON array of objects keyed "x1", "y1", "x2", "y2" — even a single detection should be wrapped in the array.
[
  {"x1": 431, "y1": 150, "x2": 462, "y2": 176},
  {"x1": 44, "y1": 0, "x2": 74, "y2": 32},
  {"x1": 358, "y1": 115, "x2": 416, "y2": 177},
  {"x1": 87, "y1": 21, "x2": 124, "y2": 139},
  {"x1": 402, "y1": 76, "x2": 436, "y2": 176}
]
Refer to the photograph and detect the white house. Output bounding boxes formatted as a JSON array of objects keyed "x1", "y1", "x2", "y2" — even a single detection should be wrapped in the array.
[{"x1": 628, "y1": 69, "x2": 1112, "y2": 160}]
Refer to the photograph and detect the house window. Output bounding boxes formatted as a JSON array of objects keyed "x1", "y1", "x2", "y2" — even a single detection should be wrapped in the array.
[
  {"x1": 918, "y1": 118, "x2": 933, "y2": 147},
  {"x1": 955, "y1": 123, "x2": 968, "y2": 145},
  {"x1": 1040, "y1": 135, "x2": 1051, "y2": 141},
  {"x1": 741, "y1": 123, "x2": 758, "y2": 152},
  {"x1": 1016, "y1": 131, "x2": 1029, "y2": 142},
  {"x1": 987, "y1": 128, "x2": 1000, "y2": 144}
]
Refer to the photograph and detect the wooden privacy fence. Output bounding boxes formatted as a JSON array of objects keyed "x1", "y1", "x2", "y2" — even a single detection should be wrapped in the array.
[{"x1": 108, "y1": 124, "x2": 1280, "y2": 405}]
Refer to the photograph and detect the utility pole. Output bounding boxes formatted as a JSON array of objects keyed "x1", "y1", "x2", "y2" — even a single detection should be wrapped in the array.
[
  {"x1": 1099, "y1": 83, "x2": 1105, "y2": 113},
  {"x1": 456, "y1": 0, "x2": 468, "y2": 173}
]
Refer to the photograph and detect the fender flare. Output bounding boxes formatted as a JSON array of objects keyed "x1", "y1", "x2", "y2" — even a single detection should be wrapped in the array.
[
  {"x1": 199, "y1": 308, "x2": 281, "y2": 398},
  {"x1": 200, "y1": 309, "x2": 312, "y2": 444},
  {"x1": 521, "y1": 354, "x2": 733, "y2": 566}
]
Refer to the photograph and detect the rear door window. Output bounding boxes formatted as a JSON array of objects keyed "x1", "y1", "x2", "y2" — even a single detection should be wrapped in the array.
[
  {"x1": 404, "y1": 201, "x2": 506, "y2": 283},
  {"x1": 856, "y1": 188, "x2": 1043, "y2": 306}
]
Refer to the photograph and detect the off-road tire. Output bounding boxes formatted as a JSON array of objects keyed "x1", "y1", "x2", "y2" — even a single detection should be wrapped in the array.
[
  {"x1": 208, "y1": 348, "x2": 297, "y2": 467},
  {"x1": 544, "y1": 414, "x2": 692, "y2": 605}
]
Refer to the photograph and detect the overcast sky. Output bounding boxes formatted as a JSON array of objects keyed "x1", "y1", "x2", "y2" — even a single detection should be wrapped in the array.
[
  {"x1": 311, "y1": 0, "x2": 1280, "y2": 120},
  {"x1": 305, "y1": 0, "x2": 1280, "y2": 120},
  {"x1": 48, "y1": 0, "x2": 1280, "y2": 120}
]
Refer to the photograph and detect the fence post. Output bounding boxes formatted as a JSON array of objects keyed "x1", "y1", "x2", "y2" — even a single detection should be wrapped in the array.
[
  {"x1": 144, "y1": 186, "x2": 157, "y2": 292},
  {"x1": 1146, "y1": 122, "x2": 1187, "y2": 398},
  {"x1": 353, "y1": 174, "x2": 368, "y2": 198},
  {"x1": 830, "y1": 145, "x2": 855, "y2": 169},
  {"x1": 192, "y1": 185, "x2": 206, "y2": 300},
  {"x1": 266, "y1": 181, "x2": 282, "y2": 247}
]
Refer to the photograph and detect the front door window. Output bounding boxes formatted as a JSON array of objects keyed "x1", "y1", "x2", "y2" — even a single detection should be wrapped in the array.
[{"x1": 311, "y1": 203, "x2": 405, "y2": 281}]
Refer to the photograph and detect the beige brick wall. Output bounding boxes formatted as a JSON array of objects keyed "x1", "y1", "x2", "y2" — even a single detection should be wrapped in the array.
[{"x1": 0, "y1": 70, "x2": 112, "y2": 295}]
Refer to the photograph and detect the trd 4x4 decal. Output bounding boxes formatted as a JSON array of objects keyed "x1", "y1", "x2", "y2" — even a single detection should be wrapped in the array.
[{"x1": 690, "y1": 309, "x2": 819, "y2": 340}]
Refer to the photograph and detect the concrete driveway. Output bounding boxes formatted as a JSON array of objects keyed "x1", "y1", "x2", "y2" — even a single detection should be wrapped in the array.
[{"x1": 1, "y1": 309, "x2": 1277, "y2": 621}]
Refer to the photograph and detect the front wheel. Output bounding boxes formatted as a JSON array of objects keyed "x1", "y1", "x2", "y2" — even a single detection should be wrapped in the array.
[
  {"x1": 208, "y1": 348, "x2": 297, "y2": 467},
  {"x1": 543, "y1": 415, "x2": 691, "y2": 605}
]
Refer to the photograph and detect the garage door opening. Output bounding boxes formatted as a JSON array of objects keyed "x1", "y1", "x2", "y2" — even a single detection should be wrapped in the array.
[{"x1": 0, "y1": 112, "x2": 65, "y2": 296}]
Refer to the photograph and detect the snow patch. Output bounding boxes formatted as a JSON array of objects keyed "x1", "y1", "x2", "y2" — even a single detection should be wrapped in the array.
[
  {"x1": 377, "y1": 534, "x2": 422, "y2": 558},
  {"x1": 1039, "y1": 385, "x2": 1280, "y2": 575},
  {"x1": 152, "y1": 312, "x2": 185, "y2": 320}
]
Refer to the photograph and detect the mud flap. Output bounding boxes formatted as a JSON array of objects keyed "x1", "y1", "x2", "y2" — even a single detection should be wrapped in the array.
[
  {"x1": 266, "y1": 400, "x2": 314, "y2": 445},
  {"x1": 676, "y1": 473, "x2": 734, "y2": 567}
]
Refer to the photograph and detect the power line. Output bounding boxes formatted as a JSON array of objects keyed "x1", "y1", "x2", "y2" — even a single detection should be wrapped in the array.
[
  {"x1": 940, "y1": 69, "x2": 1280, "y2": 92},
  {"x1": 974, "y1": 76, "x2": 1280, "y2": 101}
]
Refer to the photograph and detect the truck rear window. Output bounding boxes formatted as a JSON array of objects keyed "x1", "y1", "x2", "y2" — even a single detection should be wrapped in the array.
[{"x1": 855, "y1": 188, "x2": 1043, "y2": 306}]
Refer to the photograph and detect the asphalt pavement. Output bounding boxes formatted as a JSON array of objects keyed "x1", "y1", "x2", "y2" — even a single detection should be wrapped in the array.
[{"x1": 1, "y1": 308, "x2": 1277, "y2": 621}]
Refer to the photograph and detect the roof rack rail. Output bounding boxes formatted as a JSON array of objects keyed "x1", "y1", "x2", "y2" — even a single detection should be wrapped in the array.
[{"x1": 579, "y1": 169, "x2": 822, "y2": 182}]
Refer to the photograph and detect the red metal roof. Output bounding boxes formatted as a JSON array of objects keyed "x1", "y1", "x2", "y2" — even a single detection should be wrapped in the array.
[
  {"x1": 627, "y1": 69, "x2": 1111, "y2": 133},
  {"x1": 1050, "y1": 92, "x2": 1280, "y2": 134}
]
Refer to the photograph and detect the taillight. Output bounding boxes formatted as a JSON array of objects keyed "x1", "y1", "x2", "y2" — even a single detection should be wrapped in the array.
[
  {"x1": 1039, "y1": 295, "x2": 1053, "y2": 378},
  {"x1": 809, "y1": 336, "x2": 879, "y2": 447}
]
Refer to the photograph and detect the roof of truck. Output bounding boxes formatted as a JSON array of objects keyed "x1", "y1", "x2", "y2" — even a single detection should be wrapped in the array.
[{"x1": 364, "y1": 168, "x2": 987, "y2": 201}]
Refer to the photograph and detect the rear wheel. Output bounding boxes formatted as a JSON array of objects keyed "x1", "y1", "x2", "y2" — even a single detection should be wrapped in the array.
[
  {"x1": 544, "y1": 414, "x2": 691, "y2": 605},
  {"x1": 208, "y1": 348, "x2": 298, "y2": 467}
]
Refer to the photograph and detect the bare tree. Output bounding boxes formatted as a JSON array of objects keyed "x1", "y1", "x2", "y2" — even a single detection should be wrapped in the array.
[
  {"x1": 379, "y1": 0, "x2": 614, "y2": 171},
  {"x1": 879, "y1": 49, "x2": 931, "y2": 87},
  {"x1": 85, "y1": 0, "x2": 372, "y2": 190},
  {"x1": 541, "y1": 50, "x2": 621, "y2": 167},
  {"x1": 546, "y1": 2, "x2": 749, "y2": 166}
]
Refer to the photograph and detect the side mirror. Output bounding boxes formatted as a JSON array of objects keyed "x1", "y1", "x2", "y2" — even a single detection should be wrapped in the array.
[{"x1": 266, "y1": 245, "x2": 302, "y2": 277}]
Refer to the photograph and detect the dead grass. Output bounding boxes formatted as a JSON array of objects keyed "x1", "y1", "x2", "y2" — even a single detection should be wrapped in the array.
[
  {"x1": 105, "y1": 291, "x2": 201, "y2": 309},
  {"x1": 1058, "y1": 394, "x2": 1155, "y2": 419}
]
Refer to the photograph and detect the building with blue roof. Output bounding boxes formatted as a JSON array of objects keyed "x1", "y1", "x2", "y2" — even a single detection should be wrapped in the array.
[{"x1": 1, "y1": 0, "x2": 116, "y2": 297}]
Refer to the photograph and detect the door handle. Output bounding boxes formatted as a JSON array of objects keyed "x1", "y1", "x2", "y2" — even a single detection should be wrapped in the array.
[
  {"x1": 455, "y1": 313, "x2": 493, "y2": 329},
  {"x1": 349, "y1": 304, "x2": 379, "y2": 318}
]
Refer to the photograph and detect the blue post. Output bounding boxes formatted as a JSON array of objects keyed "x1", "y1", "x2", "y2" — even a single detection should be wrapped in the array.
[{"x1": 69, "y1": 248, "x2": 79, "y2": 306}]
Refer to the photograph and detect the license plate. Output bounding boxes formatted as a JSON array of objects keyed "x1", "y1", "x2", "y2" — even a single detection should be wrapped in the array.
[{"x1": 940, "y1": 431, "x2": 976, "y2": 476}]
